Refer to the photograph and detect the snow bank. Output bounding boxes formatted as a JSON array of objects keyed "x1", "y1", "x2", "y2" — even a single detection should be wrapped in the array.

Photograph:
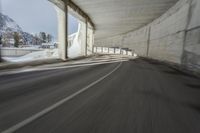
[
  {"x1": 3, "y1": 23, "x2": 83, "y2": 63},
  {"x1": 3, "y1": 49, "x2": 59, "y2": 62},
  {"x1": 3, "y1": 39, "x2": 82, "y2": 62}
]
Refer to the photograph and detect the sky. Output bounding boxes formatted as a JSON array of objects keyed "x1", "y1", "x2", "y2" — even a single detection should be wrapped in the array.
[{"x1": 0, "y1": 0, "x2": 79, "y2": 41}]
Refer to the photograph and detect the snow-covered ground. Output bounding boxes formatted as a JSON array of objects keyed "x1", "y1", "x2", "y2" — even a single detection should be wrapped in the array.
[
  {"x1": 2, "y1": 44, "x2": 82, "y2": 63},
  {"x1": 2, "y1": 34, "x2": 83, "y2": 63},
  {"x1": 2, "y1": 49, "x2": 59, "y2": 62},
  {"x1": 2, "y1": 30, "x2": 82, "y2": 63}
]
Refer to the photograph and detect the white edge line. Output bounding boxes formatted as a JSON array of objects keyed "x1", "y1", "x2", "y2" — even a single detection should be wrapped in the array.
[
  {"x1": 2, "y1": 62, "x2": 122, "y2": 133},
  {"x1": 0, "y1": 60, "x2": 128, "y2": 76}
]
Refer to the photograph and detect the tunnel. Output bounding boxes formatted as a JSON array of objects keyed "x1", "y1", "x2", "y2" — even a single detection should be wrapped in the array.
[
  {"x1": 50, "y1": 0, "x2": 200, "y2": 71},
  {"x1": 0, "y1": 0, "x2": 200, "y2": 133}
]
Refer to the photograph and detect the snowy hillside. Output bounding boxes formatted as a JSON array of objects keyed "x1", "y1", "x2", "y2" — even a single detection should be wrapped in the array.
[
  {"x1": 0, "y1": 13, "x2": 42, "y2": 46},
  {"x1": 0, "y1": 13, "x2": 22, "y2": 34}
]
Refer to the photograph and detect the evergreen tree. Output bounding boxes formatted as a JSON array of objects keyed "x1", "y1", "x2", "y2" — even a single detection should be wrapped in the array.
[
  {"x1": 13, "y1": 32, "x2": 20, "y2": 48},
  {"x1": 46, "y1": 34, "x2": 53, "y2": 43},
  {"x1": 39, "y1": 32, "x2": 47, "y2": 43}
]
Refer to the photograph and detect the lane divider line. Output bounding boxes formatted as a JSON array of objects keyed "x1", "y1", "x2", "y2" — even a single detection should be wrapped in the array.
[{"x1": 2, "y1": 62, "x2": 122, "y2": 133}]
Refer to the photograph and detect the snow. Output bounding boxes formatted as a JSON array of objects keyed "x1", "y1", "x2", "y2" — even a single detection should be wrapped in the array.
[
  {"x1": 68, "y1": 32, "x2": 81, "y2": 58},
  {"x1": 1, "y1": 12, "x2": 84, "y2": 63},
  {"x1": 2, "y1": 23, "x2": 82, "y2": 63},
  {"x1": 0, "y1": 13, "x2": 22, "y2": 32},
  {"x1": 6, "y1": 20, "x2": 21, "y2": 31},
  {"x1": 2, "y1": 40, "x2": 82, "y2": 62},
  {"x1": 3, "y1": 49, "x2": 59, "y2": 62}
]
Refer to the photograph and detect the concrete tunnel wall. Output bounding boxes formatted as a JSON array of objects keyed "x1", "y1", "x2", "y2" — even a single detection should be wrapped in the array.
[{"x1": 95, "y1": 0, "x2": 200, "y2": 71}]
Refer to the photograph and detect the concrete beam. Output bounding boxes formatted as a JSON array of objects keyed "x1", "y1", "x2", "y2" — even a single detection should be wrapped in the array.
[
  {"x1": 71, "y1": 0, "x2": 178, "y2": 39},
  {"x1": 49, "y1": 0, "x2": 65, "y2": 11},
  {"x1": 49, "y1": 0, "x2": 95, "y2": 30},
  {"x1": 67, "y1": 0, "x2": 95, "y2": 30}
]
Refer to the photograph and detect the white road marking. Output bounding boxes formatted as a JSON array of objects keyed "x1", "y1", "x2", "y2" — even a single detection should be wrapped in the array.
[
  {"x1": 40, "y1": 58, "x2": 127, "y2": 67},
  {"x1": 0, "y1": 59, "x2": 128, "y2": 76},
  {"x1": 2, "y1": 62, "x2": 122, "y2": 133}
]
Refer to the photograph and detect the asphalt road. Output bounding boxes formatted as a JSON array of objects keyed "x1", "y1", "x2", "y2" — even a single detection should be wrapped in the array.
[{"x1": 0, "y1": 56, "x2": 200, "y2": 133}]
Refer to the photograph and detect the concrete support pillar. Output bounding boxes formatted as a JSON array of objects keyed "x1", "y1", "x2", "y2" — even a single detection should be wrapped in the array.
[
  {"x1": 101, "y1": 47, "x2": 103, "y2": 53},
  {"x1": 0, "y1": 48, "x2": 1, "y2": 62},
  {"x1": 146, "y1": 26, "x2": 151, "y2": 57},
  {"x1": 0, "y1": 35, "x2": 2, "y2": 62},
  {"x1": 85, "y1": 23, "x2": 94, "y2": 55},
  {"x1": 93, "y1": 46, "x2": 95, "y2": 53},
  {"x1": 65, "y1": 7, "x2": 68, "y2": 59},
  {"x1": 92, "y1": 30, "x2": 95, "y2": 54},
  {"x1": 114, "y1": 48, "x2": 116, "y2": 54},
  {"x1": 0, "y1": 36, "x2": 1, "y2": 62},
  {"x1": 79, "y1": 21, "x2": 87, "y2": 56},
  {"x1": 56, "y1": 3, "x2": 68, "y2": 60},
  {"x1": 108, "y1": 48, "x2": 110, "y2": 53},
  {"x1": 92, "y1": 46, "x2": 94, "y2": 53},
  {"x1": 85, "y1": 20, "x2": 88, "y2": 56}
]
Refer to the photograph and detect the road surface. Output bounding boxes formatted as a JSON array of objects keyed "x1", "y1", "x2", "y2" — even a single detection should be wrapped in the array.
[{"x1": 0, "y1": 55, "x2": 200, "y2": 133}]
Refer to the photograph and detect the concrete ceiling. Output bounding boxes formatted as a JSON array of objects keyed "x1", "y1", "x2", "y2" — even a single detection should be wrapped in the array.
[{"x1": 71, "y1": 0, "x2": 178, "y2": 39}]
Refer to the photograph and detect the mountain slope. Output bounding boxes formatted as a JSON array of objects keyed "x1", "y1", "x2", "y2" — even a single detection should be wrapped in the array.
[
  {"x1": 0, "y1": 13, "x2": 42, "y2": 46},
  {"x1": 0, "y1": 13, "x2": 22, "y2": 34}
]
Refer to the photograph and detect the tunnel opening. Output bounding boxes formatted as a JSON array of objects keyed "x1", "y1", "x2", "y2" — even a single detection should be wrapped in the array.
[
  {"x1": 0, "y1": 0, "x2": 59, "y2": 62},
  {"x1": 0, "y1": 0, "x2": 87, "y2": 63}
]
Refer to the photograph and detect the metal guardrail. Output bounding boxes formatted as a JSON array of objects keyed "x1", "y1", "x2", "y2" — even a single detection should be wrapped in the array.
[{"x1": 93, "y1": 46, "x2": 134, "y2": 56}]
